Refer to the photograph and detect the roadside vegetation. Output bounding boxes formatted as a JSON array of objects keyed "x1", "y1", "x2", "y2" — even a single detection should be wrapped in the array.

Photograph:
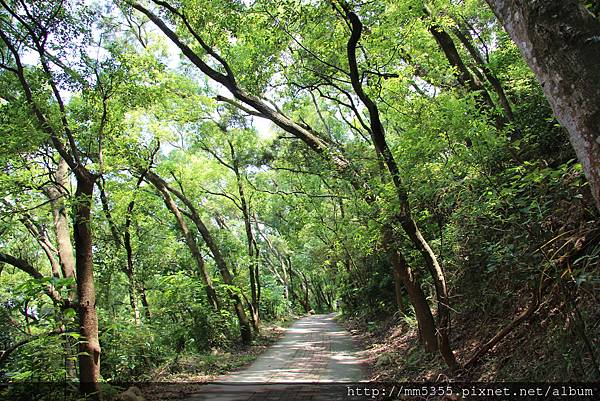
[{"x1": 0, "y1": 0, "x2": 599, "y2": 399}]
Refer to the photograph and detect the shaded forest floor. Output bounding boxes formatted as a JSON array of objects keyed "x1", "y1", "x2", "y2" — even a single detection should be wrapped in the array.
[
  {"x1": 138, "y1": 321, "x2": 291, "y2": 401},
  {"x1": 343, "y1": 289, "x2": 600, "y2": 382},
  {"x1": 342, "y1": 167, "x2": 600, "y2": 383}
]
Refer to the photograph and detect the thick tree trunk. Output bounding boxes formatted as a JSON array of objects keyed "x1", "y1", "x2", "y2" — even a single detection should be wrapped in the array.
[
  {"x1": 1, "y1": 21, "x2": 102, "y2": 395},
  {"x1": 39, "y1": 159, "x2": 81, "y2": 381},
  {"x1": 73, "y1": 178, "x2": 101, "y2": 399},
  {"x1": 382, "y1": 229, "x2": 438, "y2": 353},
  {"x1": 486, "y1": 0, "x2": 600, "y2": 211}
]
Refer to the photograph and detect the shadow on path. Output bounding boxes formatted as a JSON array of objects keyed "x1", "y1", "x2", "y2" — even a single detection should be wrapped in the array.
[{"x1": 186, "y1": 313, "x2": 367, "y2": 400}]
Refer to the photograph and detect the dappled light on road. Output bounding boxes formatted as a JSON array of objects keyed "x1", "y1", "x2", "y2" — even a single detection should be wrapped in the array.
[{"x1": 187, "y1": 314, "x2": 366, "y2": 400}]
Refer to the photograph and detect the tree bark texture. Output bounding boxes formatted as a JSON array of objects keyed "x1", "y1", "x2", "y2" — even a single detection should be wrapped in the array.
[
  {"x1": 73, "y1": 177, "x2": 101, "y2": 398},
  {"x1": 45, "y1": 159, "x2": 76, "y2": 294},
  {"x1": 486, "y1": 0, "x2": 600, "y2": 211}
]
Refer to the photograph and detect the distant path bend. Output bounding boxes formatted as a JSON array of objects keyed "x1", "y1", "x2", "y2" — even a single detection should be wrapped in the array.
[{"x1": 187, "y1": 313, "x2": 367, "y2": 400}]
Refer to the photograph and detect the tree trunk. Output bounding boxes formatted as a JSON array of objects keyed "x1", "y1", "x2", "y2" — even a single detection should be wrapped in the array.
[
  {"x1": 146, "y1": 171, "x2": 253, "y2": 344},
  {"x1": 230, "y1": 141, "x2": 261, "y2": 333},
  {"x1": 428, "y1": 23, "x2": 499, "y2": 121},
  {"x1": 178, "y1": 206, "x2": 253, "y2": 344},
  {"x1": 344, "y1": 6, "x2": 458, "y2": 370},
  {"x1": 9, "y1": 203, "x2": 78, "y2": 378},
  {"x1": 0, "y1": 23, "x2": 103, "y2": 395},
  {"x1": 98, "y1": 175, "x2": 146, "y2": 322},
  {"x1": 452, "y1": 23, "x2": 514, "y2": 122},
  {"x1": 146, "y1": 173, "x2": 221, "y2": 310},
  {"x1": 6, "y1": 203, "x2": 62, "y2": 279},
  {"x1": 485, "y1": 0, "x2": 600, "y2": 211},
  {"x1": 139, "y1": 283, "x2": 152, "y2": 319},
  {"x1": 300, "y1": 272, "x2": 311, "y2": 313},
  {"x1": 397, "y1": 215, "x2": 458, "y2": 369},
  {"x1": 73, "y1": 177, "x2": 101, "y2": 398},
  {"x1": 124, "y1": 180, "x2": 144, "y2": 325},
  {"x1": 98, "y1": 180, "x2": 122, "y2": 248},
  {"x1": 0, "y1": 252, "x2": 76, "y2": 377},
  {"x1": 382, "y1": 228, "x2": 438, "y2": 353},
  {"x1": 45, "y1": 158, "x2": 76, "y2": 299},
  {"x1": 124, "y1": 228, "x2": 140, "y2": 326}
]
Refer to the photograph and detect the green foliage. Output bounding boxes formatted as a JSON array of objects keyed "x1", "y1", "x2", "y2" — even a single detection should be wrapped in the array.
[{"x1": 1, "y1": 0, "x2": 598, "y2": 387}]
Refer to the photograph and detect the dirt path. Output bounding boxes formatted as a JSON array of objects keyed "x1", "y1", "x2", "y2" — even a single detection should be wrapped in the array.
[{"x1": 186, "y1": 313, "x2": 366, "y2": 400}]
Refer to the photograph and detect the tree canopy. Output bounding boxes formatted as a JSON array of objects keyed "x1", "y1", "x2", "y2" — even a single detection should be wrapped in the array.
[{"x1": 1, "y1": 0, "x2": 599, "y2": 399}]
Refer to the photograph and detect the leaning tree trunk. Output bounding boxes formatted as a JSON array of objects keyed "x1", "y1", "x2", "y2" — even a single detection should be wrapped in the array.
[
  {"x1": 428, "y1": 22, "x2": 498, "y2": 117},
  {"x1": 343, "y1": 5, "x2": 458, "y2": 370},
  {"x1": 185, "y1": 209, "x2": 253, "y2": 344},
  {"x1": 146, "y1": 171, "x2": 253, "y2": 344},
  {"x1": 383, "y1": 228, "x2": 438, "y2": 353},
  {"x1": 485, "y1": 0, "x2": 600, "y2": 211},
  {"x1": 146, "y1": 173, "x2": 221, "y2": 310},
  {"x1": 452, "y1": 22, "x2": 514, "y2": 121}
]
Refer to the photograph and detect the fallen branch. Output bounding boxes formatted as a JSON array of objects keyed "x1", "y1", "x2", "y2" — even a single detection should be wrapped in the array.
[
  {"x1": 464, "y1": 228, "x2": 600, "y2": 369},
  {"x1": 464, "y1": 289, "x2": 541, "y2": 369}
]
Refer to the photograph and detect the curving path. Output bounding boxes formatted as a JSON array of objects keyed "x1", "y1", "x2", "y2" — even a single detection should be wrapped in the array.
[{"x1": 186, "y1": 313, "x2": 367, "y2": 401}]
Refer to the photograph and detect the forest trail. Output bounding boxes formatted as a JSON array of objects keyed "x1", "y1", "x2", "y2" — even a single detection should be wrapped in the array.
[{"x1": 186, "y1": 313, "x2": 366, "y2": 400}]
